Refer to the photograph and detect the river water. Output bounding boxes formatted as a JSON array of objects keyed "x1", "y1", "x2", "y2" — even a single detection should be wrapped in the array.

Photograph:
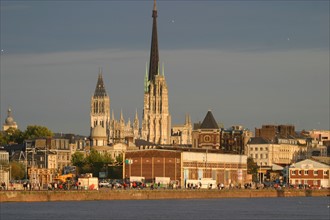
[{"x1": 1, "y1": 197, "x2": 329, "y2": 220}]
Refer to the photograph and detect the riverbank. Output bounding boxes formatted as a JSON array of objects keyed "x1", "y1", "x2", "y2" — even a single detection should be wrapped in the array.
[{"x1": 0, "y1": 189, "x2": 329, "y2": 202}]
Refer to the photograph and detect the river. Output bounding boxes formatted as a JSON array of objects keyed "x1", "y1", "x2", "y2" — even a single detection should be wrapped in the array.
[{"x1": 1, "y1": 197, "x2": 329, "y2": 220}]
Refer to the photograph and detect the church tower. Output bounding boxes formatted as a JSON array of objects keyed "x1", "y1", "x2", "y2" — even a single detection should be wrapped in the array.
[
  {"x1": 142, "y1": 0, "x2": 171, "y2": 145},
  {"x1": 90, "y1": 69, "x2": 110, "y2": 146}
]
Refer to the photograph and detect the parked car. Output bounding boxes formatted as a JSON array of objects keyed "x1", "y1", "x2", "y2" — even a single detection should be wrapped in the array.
[
  {"x1": 110, "y1": 179, "x2": 123, "y2": 189},
  {"x1": 99, "y1": 180, "x2": 110, "y2": 188}
]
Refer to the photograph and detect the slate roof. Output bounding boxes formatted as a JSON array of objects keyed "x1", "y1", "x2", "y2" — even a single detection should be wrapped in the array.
[
  {"x1": 200, "y1": 111, "x2": 219, "y2": 129},
  {"x1": 94, "y1": 73, "x2": 107, "y2": 97},
  {"x1": 248, "y1": 137, "x2": 271, "y2": 144}
]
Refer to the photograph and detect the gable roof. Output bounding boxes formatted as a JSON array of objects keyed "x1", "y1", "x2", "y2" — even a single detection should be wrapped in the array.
[
  {"x1": 200, "y1": 111, "x2": 219, "y2": 129},
  {"x1": 291, "y1": 159, "x2": 330, "y2": 169}
]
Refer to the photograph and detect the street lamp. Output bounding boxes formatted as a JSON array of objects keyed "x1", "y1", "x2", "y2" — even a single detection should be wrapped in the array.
[{"x1": 259, "y1": 162, "x2": 263, "y2": 184}]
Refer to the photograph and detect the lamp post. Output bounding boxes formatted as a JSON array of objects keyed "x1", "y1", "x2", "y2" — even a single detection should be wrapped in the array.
[{"x1": 259, "y1": 162, "x2": 263, "y2": 184}]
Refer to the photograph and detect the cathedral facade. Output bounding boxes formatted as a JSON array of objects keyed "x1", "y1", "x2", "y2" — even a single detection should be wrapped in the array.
[
  {"x1": 90, "y1": 1, "x2": 194, "y2": 146},
  {"x1": 90, "y1": 70, "x2": 140, "y2": 146},
  {"x1": 141, "y1": 0, "x2": 171, "y2": 145}
]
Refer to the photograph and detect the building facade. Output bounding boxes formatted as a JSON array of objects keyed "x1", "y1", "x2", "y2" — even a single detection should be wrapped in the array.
[
  {"x1": 255, "y1": 124, "x2": 295, "y2": 142},
  {"x1": 90, "y1": 70, "x2": 111, "y2": 146},
  {"x1": 90, "y1": 70, "x2": 140, "y2": 146},
  {"x1": 123, "y1": 149, "x2": 248, "y2": 188},
  {"x1": 289, "y1": 158, "x2": 329, "y2": 188},
  {"x1": 192, "y1": 111, "x2": 247, "y2": 154},
  {"x1": 192, "y1": 111, "x2": 221, "y2": 150},
  {"x1": 142, "y1": 0, "x2": 171, "y2": 145},
  {"x1": 171, "y1": 114, "x2": 192, "y2": 146}
]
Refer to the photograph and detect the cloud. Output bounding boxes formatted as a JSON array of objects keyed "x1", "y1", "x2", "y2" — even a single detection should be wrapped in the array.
[{"x1": 1, "y1": 48, "x2": 329, "y2": 135}]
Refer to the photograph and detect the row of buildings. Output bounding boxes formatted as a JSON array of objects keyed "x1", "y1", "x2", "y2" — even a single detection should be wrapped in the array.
[{"x1": 1, "y1": 0, "x2": 329, "y2": 189}]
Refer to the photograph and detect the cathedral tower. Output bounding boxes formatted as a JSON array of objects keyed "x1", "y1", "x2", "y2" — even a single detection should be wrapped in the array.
[
  {"x1": 142, "y1": 0, "x2": 171, "y2": 145},
  {"x1": 90, "y1": 69, "x2": 110, "y2": 146}
]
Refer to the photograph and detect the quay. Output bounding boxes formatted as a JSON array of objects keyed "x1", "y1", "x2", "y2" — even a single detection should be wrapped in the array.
[{"x1": 0, "y1": 189, "x2": 329, "y2": 202}]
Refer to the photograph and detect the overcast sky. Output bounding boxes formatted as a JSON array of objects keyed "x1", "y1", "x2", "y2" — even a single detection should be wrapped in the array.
[{"x1": 1, "y1": 0, "x2": 329, "y2": 136}]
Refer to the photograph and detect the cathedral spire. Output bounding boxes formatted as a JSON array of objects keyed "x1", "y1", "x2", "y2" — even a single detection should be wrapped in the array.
[
  {"x1": 135, "y1": 109, "x2": 139, "y2": 121},
  {"x1": 94, "y1": 69, "x2": 107, "y2": 97},
  {"x1": 148, "y1": 0, "x2": 159, "y2": 82}
]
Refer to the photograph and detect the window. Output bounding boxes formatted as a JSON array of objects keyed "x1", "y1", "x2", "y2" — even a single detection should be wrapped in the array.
[
  {"x1": 260, "y1": 147, "x2": 263, "y2": 151},
  {"x1": 291, "y1": 170, "x2": 295, "y2": 175},
  {"x1": 255, "y1": 147, "x2": 258, "y2": 151},
  {"x1": 324, "y1": 170, "x2": 329, "y2": 176},
  {"x1": 313, "y1": 170, "x2": 318, "y2": 176},
  {"x1": 255, "y1": 154, "x2": 258, "y2": 159},
  {"x1": 304, "y1": 170, "x2": 308, "y2": 175},
  {"x1": 298, "y1": 170, "x2": 302, "y2": 175}
]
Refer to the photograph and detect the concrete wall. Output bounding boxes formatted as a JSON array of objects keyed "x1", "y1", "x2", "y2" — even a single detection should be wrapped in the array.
[{"x1": 1, "y1": 189, "x2": 328, "y2": 202}]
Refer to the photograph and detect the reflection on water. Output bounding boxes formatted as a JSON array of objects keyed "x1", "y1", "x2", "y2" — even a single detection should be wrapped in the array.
[{"x1": 1, "y1": 197, "x2": 329, "y2": 220}]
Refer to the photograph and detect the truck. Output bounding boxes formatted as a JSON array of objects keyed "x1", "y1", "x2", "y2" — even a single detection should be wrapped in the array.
[
  {"x1": 77, "y1": 177, "x2": 99, "y2": 190},
  {"x1": 53, "y1": 173, "x2": 74, "y2": 183}
]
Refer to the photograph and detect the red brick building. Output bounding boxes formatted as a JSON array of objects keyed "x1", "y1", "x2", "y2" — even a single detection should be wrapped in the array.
[
  {"x1": 289, "y1": 158, "x2": 329, "y2": 188},
  {"x1": 123, "y1": 148, "x2": 248, "y2": 188}
]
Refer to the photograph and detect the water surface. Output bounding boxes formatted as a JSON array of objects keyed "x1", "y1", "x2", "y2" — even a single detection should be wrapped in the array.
[{"x1": 1, "y1": 197, "x2": 329, "y2": 220}]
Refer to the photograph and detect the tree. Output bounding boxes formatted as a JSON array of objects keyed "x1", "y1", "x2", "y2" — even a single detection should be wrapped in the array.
[
  {"x1": 23, "y1": 125, "x2": 53, "y2": 140},
  {"x1": 0, "y1": 128, "x2": 24, "y2": 145},
  {"x1": 71, "y1": 150, "x2": 115, "y2": 177},
  {"x1": 71, "y1": 152, "x2": 86, "y2": 174},
  {"x1": 10, "y1": 161, "x2": 25, "y2": 180},
  {"x1": 247, "y1": 157, "x2": 259, "y2": 182}
]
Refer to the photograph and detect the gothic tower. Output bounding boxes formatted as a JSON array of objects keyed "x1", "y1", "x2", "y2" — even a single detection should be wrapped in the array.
[
  {"x1": 90, "y1": 69, "x2": 110, "y2": 146},
  {"x1": 142, "y1": 0, "x2": 171, "y2": 145}
]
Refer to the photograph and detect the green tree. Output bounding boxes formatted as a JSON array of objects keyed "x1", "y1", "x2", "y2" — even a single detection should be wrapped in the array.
[
  {"x1": 0, "y1": 128, "x2": 24, "y2": 145},
  {"x1": 0, "y1": 131, "x2": 8, "y2": 145},
  {"x1": 71, "y1": 150, "x2": 115, "y2": 177},
  {"x1": 247, "y1": 157, "x2": 259, "y2": 182},
  {"x1": 10, "y1": 161, "x2": 25, "y2": 180},
  {"x1": 23, "y1": 125, "x2": 53, "y2": 140},
  {"x1": 71, "y1": 152, "x2": 86, "y2": 174},
  {"x1": 115, "y1": 154, "x2": 123, "y2": 165}
]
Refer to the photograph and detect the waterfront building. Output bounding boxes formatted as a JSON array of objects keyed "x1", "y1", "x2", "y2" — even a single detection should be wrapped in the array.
[
  {"x1": 2, "y1": 108, "x2": 18, "y2": 131},
  {"x1": 141, "y1": 0, "x2": 171, "y2": 145},
  {"x1": 289, "y1": 158, "x2": 330, "y2": 188},
  {"x1": 123, "y1": 148, "x2": 248, "y2": 188},
  {"x1": 0, "y1": 150, "x2": 10, "y2": 188},
  {"x1": 247, "y1": 137, "x2": 306, "y2": 167}
]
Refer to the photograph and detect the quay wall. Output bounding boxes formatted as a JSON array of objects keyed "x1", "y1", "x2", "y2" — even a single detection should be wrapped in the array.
[{"x1": 1, "y1": 189, "x2": 329, "y2": 202}]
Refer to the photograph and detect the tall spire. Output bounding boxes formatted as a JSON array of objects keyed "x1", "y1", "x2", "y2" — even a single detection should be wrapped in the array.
[
  {"x1": 94, "y1": 69, "x2": 107, "y2": 97},
  {"x1": 148, "y1": 0, "x2": 159, "y2": 82}
]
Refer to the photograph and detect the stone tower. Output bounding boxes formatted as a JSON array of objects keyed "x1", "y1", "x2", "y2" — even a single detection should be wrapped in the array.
[
  {"x1": 2, "y1": 108, "x2": 18, "y2": 131},
  {"x1": 90, "y1": 69, "x2": 110, "y2": 146},
  {"x1": 142, "y1": 0, "x2": 171, "y2": 145}
]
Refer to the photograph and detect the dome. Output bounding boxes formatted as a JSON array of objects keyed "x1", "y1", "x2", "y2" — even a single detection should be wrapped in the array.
[
  {"x1": 91, "y1": 125, "x2": 107, "y2": 137},
  {"x1": 4, "y1": 108, "x2": 17, "y2": 126},
  {"x1": 5, "y1": 116, "x2": 15, "y2": 125}
]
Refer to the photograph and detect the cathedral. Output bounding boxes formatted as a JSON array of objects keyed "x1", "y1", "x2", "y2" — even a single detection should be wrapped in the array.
[
  {"x1": 90, "y1": 69, "x2": 139, "y2": 146},
  {"x1": 141, "y1": 0, "x2": 171, "y2": 145},
  {"x1": 90, "y1": 0, "x2": 191, "y2": 146}
]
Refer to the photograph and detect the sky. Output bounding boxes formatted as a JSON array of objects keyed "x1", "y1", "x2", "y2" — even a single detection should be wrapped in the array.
[{"x1": 1, "y1": 0, "x2": 329, "y2": 136}]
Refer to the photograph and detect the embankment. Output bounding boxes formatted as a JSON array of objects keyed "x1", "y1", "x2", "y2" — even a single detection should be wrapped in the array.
[{"x1": 0, "y1": 189, "x2": 328, "y2": 203}]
